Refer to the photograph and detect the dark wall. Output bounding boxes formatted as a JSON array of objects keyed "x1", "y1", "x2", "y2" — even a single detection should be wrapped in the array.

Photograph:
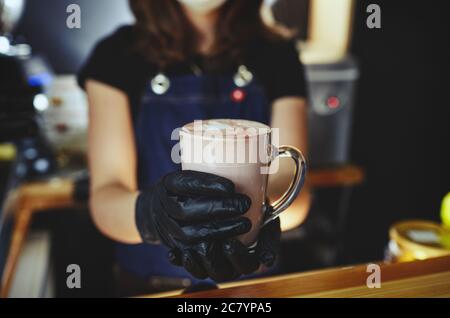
[{"x1": 345, "y1": 0, "x2": 450, "y2": 262}]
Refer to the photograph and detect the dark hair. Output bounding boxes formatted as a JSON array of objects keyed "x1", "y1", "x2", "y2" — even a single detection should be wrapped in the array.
[{"x1": 129, "y1": 0, "x2": 281, "y2": 69}]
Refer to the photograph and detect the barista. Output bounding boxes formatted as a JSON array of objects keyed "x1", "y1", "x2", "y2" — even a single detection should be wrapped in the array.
[{"x1": 78, "y1": 0, "x2": 310, "y2": 295}]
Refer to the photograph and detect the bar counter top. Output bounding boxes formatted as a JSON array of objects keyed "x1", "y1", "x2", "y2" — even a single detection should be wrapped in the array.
[{"x1": 145, "y1": 255, "x2": 450, "y2": 298}]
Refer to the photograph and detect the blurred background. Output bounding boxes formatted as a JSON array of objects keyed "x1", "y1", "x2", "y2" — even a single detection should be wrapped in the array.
[{"x1": 0, "y1": 0, "x2": 449, "y2": 297}]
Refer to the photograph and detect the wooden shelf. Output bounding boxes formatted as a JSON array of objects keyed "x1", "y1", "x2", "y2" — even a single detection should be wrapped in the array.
[
  {"x1": 0, "y1": 178, "x2": 77, "y2": 298},
  {"x1": 307, "y1": 164, "x2": 364, "y2": 188}
]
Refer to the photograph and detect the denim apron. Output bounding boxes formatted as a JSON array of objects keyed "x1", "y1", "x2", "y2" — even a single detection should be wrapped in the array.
[{"x1": 116, "y1": 69, "x2": 271, "y2": 281}]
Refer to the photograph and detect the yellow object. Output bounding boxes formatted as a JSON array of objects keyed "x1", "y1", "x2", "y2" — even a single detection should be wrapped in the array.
[
  {"x1": 302, "y1": 0, "x2": 355, "y2": 64},
  {"x1": 389, "y1": 220, "x2": 450, "y2": 262},
  {"x1": 0, "y1": 143, "x2": 17, "y2": 161},
  {"x1": 441, "y1": 193, "x2": 450, "y2": 229}
]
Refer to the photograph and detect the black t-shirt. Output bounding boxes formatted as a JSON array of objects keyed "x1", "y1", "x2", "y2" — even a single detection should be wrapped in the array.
[{"x1": 78, "y1": 25, "x2": 307, "y2": 120}]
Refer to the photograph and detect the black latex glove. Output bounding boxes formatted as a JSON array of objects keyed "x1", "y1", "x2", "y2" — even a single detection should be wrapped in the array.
[
  {"x1": 135, "y1": 170, "x2": 253, "y2": 276},
  {"x1": 223, "y1": 216, "x2": 281, "y2": 275},
  {"x1": 168, "y1": 205, "x2": 282, "y2": 282}
]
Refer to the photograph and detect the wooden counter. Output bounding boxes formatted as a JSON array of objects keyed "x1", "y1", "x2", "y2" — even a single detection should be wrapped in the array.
[{"x1": 147, "y1": 256, "x2": 450, "y2": 298}]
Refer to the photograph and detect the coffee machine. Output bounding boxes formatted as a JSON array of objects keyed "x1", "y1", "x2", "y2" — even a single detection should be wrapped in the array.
[
  {"x1": 0, "y1": 0, "x2": 55, "y2": 178},
  {"x1": 0, "y1": 0, "x2": 55, "y2": 287},
  {"x1": 270, "y1": 0, "x2": 360, "y2": 269},
  {"x1": 271, "y1": 0, "x2": 359, "y2": 167}
]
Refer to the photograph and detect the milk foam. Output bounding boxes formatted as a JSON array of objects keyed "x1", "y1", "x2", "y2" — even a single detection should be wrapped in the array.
[{"x1": 182, "y1": 119, "x2": 270, "y2": 138}]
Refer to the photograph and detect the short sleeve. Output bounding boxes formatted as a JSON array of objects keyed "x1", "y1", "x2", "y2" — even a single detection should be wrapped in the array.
[
  {"x1": 77, "y1": 26, "x2": 139, "y2": 94},
  {"x1": 270, "y1": 41, "x2": 308, "y2": 101}
]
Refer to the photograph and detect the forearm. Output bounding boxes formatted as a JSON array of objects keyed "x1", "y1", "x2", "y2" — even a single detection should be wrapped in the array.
[
  {"x1": 278, "y1": 187, "x2": 311, "y2": 232},
  {"x1": 268, "y1": 168, "x2": 311, "y2": 232},
  {"x1": 270, "y1": 97, "x2": 311, "y2": 231},
  {"x1": 90, "y1": 182, "x2": 142, "y2": 244}
]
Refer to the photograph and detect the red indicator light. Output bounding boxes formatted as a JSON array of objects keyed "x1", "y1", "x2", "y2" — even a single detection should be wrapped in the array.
[
  {"x1": 55, "y1": 123, "x2": 69, "y2": 134},
  {"x1": 327, "y1": 96, "x2": 341, "y2": 109},
  {"x1": 231, "y1": 89, "x2": 246, "y2": 103}
]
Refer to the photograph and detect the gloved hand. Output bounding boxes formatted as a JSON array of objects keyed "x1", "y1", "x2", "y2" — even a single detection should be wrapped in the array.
[
  {"x1": 135, "y1": 170, "x2": 253, "y2": 277},
  {"x1": 223, "y1": 215, "x2": 281, "y2": 276},
  {"x1": 168, "y1": 205, "x2": 281, "y2": 282}
]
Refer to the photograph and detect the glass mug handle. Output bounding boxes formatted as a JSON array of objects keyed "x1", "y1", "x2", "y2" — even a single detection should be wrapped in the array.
[{"x1": 263, "y1": 146, "x2": 307, "y2": 227}]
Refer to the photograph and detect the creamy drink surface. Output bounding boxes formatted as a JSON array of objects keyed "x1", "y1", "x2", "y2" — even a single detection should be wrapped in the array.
[
  {"x1": 180, "y1": 119, "x2": 272, "y2": 245},
  {"x1": 182, "y1": 119, "x2": 270, "y2": 137}
]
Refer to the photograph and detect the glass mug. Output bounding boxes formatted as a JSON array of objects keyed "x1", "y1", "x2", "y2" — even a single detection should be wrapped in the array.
[{"x1": 179, "y1": 119, "x2": 306, "y2": 246}]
